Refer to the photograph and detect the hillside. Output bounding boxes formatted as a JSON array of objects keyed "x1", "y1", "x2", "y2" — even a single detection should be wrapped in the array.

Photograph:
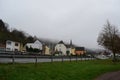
[
  {"x1": 0, "y1": 19, "x2": 60, "y2": 46},
  {"x1": 0, "y1": 19, "x2": 38, "y2": 45}
]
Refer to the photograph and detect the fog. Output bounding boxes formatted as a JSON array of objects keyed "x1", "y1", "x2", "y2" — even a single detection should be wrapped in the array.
[{"x1": 1, "y1": 0, "x2": 120, "y2": 49}]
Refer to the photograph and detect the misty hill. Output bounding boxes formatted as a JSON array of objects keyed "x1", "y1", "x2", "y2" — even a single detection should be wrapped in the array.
[
  {"x1": 0, "y1": 19, "x2": 36, "y2": 45},
  {"x1": 0, "y1": 19, "x2": 63, "y2": 46}
]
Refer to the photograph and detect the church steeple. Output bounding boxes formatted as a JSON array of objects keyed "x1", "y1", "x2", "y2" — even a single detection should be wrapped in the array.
[{"x1": 70, "y1": 40, "x2": 72, "y2": 48}]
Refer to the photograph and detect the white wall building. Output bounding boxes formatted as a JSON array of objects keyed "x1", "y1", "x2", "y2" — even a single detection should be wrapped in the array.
[
  {"x1": 26, "y1": 40, "x2": 43, "y2": 50},
  {"x1": 55, "y1": 41, "x2": 67, "y2": 55},
  {"x1": 6, "y1": 40, "x2": 20, "y2": 51}
]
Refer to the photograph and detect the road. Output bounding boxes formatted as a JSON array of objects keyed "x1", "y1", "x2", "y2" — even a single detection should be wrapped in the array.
[{"x1": 0, "y1": 54, "x2": 95, "y2": 63}]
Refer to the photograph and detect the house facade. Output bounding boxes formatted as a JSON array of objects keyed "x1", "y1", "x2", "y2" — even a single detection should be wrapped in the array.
[
  {"x1": 54, "y1": 40, "x2": 77, "y2": 56},
  {"x1": 55, "y1": 41, "x2": 67, "y2": 55},
  {"x1": 75, "y1": 47, "x2": 85, "y2": 55},
  {"x1": 20, "y1": 43, "x2": 26, "y2": 52},
  {"x1": 6, "y1": 40, "x2": 20, "y2": 51},
  {"x1": 26, "y1": 40, "x2": 43, "y2": 50},
  {"x1": 66, "y1": 40, "x2": 75, "y2": 55},
  {"x1": 44, "y1": 45, "x2": 50, "y2": 55},
  {"x1": 71, "y1": 48, "x2": 75, "y2": 55}
]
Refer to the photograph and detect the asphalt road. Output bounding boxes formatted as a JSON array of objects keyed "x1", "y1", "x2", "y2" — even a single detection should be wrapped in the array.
[
  {"x1": 0, "y1": 54, "x2": 95, "y2": 63},
  {"x1": 0, "y1": 57, "x2": 94, "y2": 63}
]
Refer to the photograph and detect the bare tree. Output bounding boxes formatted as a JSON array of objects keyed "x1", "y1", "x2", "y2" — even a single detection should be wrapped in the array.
[{"x1": 97, "y1": 21, "x2": 120, "y2": 61}]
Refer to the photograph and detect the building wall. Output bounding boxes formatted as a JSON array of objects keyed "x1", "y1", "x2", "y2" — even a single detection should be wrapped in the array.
[
  {"x1": 45, "y1": 46, "x2": 50, "y2": 55},
  {"x1": 6, "y1": 40, "x2": 20, "y2": 51},
  {"x1": 75, "y1": 51, "x2": 85, "y2": 55},
  {"x1": 33, "y1": 40, "x2": 42, "y2": 50},
  {"x1": 20, "y1": 43, "x2": 26, "y2": 52},
  {"x1": 14, "y1": 42, "x2": 20, "y2": 51},
  {"x1": 6, "y1": 41, "x2": 13, "y2": 51},
  {"x1": 71, "y1": 48, "x2": 75, "y2": 55},
  {"x1": 26, "y1": 40, "x2": 42, "y2": 50},
  {"x1": 55, "y1": 44, "x2": 67, "y2": 55}
]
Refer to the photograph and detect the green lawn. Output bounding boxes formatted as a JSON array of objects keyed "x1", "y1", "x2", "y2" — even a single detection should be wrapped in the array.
[{"x1": 0, "y1": 60, "x2": 120, "y2": 80}]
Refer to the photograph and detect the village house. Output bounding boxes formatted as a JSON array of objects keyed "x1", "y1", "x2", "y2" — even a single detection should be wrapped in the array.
[
  {"x1": 6, "y1": 40, "x2": 21, "y2": 51},
  {"x1": 25, "y1": 40, "x2": 43, "y2": 51},
  {"x1": 55, "y1": 41, "x2": 67, "y2": 55},
  {"x1": 71, "y1": 48, "x2": 76, "y2": 55},
  {"x1": 44, "y1": 45, "x2": 50, "y2": 55},
  {"x1": 20, "y1": 43, "x2": 26, "y2": 52},
  {"x1": 4, "y1": 39, "x2": 85, "y2": 55},
  {"x1": 75, "y1": 47, "x2": 85, "y2": 55},
  {"x1": 67, "y1": 40, "x2": 75, "y2": 55},
  {"x1": 54, "y1": 40, "x2": 75, "y2": 56}
]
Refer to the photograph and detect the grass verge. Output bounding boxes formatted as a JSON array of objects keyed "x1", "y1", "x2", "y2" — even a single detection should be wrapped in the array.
[{"x1": 0, "y1": 60, "x2": 120, "y2": 80}]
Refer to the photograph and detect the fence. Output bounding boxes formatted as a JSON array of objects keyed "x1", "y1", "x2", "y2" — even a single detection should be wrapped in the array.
[{"x1": 0, "y1": 53, "x2": 95, "y2": 64}]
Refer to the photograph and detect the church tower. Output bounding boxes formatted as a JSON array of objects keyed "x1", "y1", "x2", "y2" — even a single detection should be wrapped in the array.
[{"x1": 70, "y1": 40, "x2": 72, "y2": 48}]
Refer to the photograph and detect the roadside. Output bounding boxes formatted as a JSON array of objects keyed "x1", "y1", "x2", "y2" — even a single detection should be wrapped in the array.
[{"x1": 95, "y1": 71, "x2": 120, "y2": 80}]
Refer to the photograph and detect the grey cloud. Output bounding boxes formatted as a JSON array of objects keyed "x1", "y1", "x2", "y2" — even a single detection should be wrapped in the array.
[{"x1": 1, "y1": 0, "x2": 120, "y2": 49}]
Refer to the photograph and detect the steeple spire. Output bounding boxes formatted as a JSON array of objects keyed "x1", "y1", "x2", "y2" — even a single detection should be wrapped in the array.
[{"x1": 70, "y1": 40, "x2": 72, "y2": 48}]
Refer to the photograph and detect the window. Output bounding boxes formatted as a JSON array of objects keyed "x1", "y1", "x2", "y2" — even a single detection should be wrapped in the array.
[
  {"x1": 7, "y1": 42, "x2": 11, "y2": 45},
  {"x1": 6, "y1": 48, "x2": 10, "y2": 50},
  {"x1": 15, "y1": 49, "x2": 18, "y2": 51},
  {"x1": 15, "y1": 43, "x2": 18, "y2": 46},
  {"x1": 59, "y1": 45, "x2": 61, "y2": 47}
]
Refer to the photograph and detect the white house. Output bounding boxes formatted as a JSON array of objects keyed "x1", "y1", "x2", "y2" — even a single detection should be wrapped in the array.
[
  {"x1": 26, "y1": 40, "x2": 43, "y2": 50},
  {"x1": 55, "y1": 41, "x2": 67, "y2": 55},
  {"x1": 6, "y1": 40, "x2": 20, "y2": 51},
  {"x1": 55, "y1": 40, "x2": 75, "y2": 55}
]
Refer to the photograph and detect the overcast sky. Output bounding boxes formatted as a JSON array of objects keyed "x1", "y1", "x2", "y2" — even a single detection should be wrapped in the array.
[{"x1": 0, "y1": 0, "x2": 120, "y2": 49}]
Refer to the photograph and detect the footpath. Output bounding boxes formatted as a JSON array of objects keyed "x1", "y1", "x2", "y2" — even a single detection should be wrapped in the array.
[{"x1": 95, "y1": 71, "x2": 120, "y2": 80}]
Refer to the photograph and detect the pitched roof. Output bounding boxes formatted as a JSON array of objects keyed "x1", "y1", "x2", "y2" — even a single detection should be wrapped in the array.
[
  {"x1": 58, "y1": 40, "x2": 64, "y2": 44},
  {"x1": 6, "y1": 40, "x2": 20, "y2": 44},
  {"x1": 75, "y1": 47, "x2": 85, "y2": 51},
  {"x1": 57, "y1": 40, "x2": 77, "y2": 48},
  {"x1": 34, "y1": 40, "x2": 42, "y2": 44}
]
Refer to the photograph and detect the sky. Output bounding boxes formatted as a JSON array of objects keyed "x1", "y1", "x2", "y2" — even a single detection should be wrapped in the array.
[{"x1": 0, "y1": 0, "x2": 120, "y2": 49}]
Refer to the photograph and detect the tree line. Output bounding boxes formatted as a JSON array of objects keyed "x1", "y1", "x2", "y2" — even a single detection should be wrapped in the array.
[{"x1": 0, "y1": 19, "x2": 36, "y2": 45}]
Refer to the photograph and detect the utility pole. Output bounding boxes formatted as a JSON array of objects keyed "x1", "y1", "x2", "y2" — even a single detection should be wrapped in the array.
[
  {"x1": 35, "y1": 55, "x2": 37, "y2": 67},
  {"x1": 12, "y1": 52, "x2": 15, "y2": 64}
]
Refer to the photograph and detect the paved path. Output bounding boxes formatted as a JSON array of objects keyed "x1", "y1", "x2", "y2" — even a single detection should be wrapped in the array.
[
  {"x1": 0, "y1": 57, "x2": 94, "y2": 63},
  {"x1": 95, "y1": 71, "x2": 120, "y2": 80},
  {"x1": 0, "y1": 54, "x2": 95, "y2": 63}
]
